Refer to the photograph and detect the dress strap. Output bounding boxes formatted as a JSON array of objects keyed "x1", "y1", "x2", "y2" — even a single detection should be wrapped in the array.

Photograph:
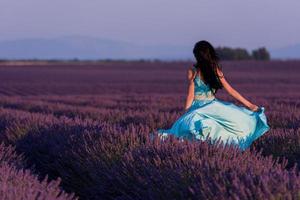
[
  {"x1": 193, "y1": 65, "x2": 202, "y2": 80},
  {"x1": 191, "y1": 65, "x2": 197, "y2": 80}
]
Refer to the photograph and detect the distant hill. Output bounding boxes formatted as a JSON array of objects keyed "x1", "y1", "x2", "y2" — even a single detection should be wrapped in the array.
[
  {"x1": 0, "y1": 36, "x2": 191, "y2": 60},
  {"x1": 0, "y1": 36, "x2": 299, "y2": 60},
  {"x1": 270, "y1": 44, "x2": 300, "y2": 59}
]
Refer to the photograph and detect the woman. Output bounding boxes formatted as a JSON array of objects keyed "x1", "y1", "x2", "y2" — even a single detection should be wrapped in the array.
[{"x1": 156, "y1": 40, "x2": 270, "y2": 151}]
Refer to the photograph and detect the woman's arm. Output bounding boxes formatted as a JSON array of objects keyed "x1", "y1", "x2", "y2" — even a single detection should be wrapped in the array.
[
  {"x1": 216, "y1": 68, "x2": 259, "y2": 112},
  {"x1": 184, "y1": 68, "x2": 196, "y2": 111}
]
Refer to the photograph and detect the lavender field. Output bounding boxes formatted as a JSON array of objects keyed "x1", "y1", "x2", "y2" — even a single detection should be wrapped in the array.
[{"x1": 0, "y1": 60, "x2": 300, "y2": 199}]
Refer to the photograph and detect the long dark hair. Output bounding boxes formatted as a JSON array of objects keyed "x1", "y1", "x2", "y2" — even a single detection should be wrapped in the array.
[{"x1": 193, "y1": 40, "x2": 223, "y2": 94}]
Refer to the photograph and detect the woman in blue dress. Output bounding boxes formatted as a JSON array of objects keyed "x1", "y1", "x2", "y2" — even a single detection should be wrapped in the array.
[{"x1": 156, "y1": 40, "x2": 270, "y2": 151}]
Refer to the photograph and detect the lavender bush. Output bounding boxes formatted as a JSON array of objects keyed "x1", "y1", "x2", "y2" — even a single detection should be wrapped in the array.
[
  {"x1": 110, "y1": 136, "x2": 300, "y2": 200},
  {"x1": 0, "y1": 143, "x2": 77, "y2": 200}
]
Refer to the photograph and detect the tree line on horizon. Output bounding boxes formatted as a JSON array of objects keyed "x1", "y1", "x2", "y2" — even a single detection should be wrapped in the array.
[
  {"x1": 215, "y1": 46, "x2": 270, "y2": 61},
  {"x1": 0, "y1": 46, "x2": 271, "y2": 62}
]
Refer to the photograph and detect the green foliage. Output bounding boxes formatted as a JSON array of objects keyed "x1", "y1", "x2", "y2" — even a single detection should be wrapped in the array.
[
  {"x1": 216, "y1": 46, "x2": 270, "y2": 61},
  {"x1": 252, "y1": 47, "x2": 271, "y2": 60}
]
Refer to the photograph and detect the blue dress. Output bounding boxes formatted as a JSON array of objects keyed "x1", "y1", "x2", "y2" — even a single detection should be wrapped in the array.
[{"x1": 156, "y1": 67, "x2": 270, "y2": 151}]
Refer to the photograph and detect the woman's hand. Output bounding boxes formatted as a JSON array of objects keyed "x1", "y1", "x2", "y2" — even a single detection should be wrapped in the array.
[
  {"x1": 248, "y1": 104, "x2": 259, "y2": 112},
  {"x1": 184, "y1": 106, "x2": 191, "y2": 112}
]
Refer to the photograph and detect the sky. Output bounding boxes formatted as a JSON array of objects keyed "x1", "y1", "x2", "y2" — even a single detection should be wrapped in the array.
[{"x1": 0, "y1": 0, "x2": 299, "y2": 51}]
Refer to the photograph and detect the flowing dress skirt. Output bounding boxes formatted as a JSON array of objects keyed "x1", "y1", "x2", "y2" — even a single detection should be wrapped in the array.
[{"x1": 156, "y1": 98, "x2": 270, "y2": 151}]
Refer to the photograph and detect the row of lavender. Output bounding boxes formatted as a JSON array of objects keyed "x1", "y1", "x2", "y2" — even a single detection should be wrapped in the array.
[
  {"x1": 0, "y1": 142, "x2": 76, "y2": 200},
  {"x1": 0, "y1": 93, "x2": 299, "y2": 199},
  {"x1": 0, "y1": 60, "x2": 298, "y2": 96}
]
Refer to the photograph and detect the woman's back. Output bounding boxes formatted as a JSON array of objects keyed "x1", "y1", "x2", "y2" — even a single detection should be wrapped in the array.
[{"x1": 192, "y1": 66, "x2": 216, "y2": 101}]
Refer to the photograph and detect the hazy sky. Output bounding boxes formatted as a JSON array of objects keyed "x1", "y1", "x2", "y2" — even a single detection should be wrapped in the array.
[{"x1": 0, "y1": 0, "x2": 299, "y2": 50}]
